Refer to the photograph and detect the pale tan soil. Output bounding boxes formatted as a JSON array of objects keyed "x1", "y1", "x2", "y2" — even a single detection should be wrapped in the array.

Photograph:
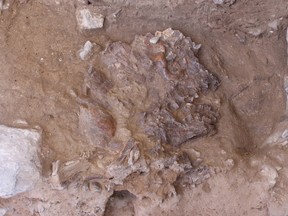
[{"x1": 0, "y1": 0, "x2": 288, "y2": 215}]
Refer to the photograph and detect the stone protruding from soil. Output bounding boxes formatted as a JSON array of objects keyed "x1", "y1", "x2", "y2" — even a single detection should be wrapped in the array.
[
  {"x1": 0, "y1": 125, "x2": 41, "y2": 198},
  {"x1": 76, "y1": 7, "x2": 104, "y2": 30},
  {"x1": 79, "y1": 105, "x2": 116, "y2": 149},
  {"x1": 79, "y1": 41, "x2": 93, "y2": 60}
]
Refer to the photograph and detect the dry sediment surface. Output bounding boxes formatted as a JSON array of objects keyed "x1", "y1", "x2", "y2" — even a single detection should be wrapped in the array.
[{"x1": 0, "y1": 0, "x2": 288, "y2": 215}]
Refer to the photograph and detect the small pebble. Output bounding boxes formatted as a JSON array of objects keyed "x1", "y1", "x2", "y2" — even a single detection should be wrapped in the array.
[
  {"x1": 268, "y1": 20, "x2": 279, "y2": 30},
  {"x1": 225, "y1": 159, "x2": 234, "y2": 168},
  {"x1": 149, "y1": 36, "x2": 160, "y2": 44},
  {"x1": 13, "y1": 119, "x2": 28, "y2": 126},
  {"x1": 282, "y1": 129, "x2": 288, "y2": 139},
  {"x1": 190, "y1": 149, "x2": 201, "y2": 158},
  {"x1": 79, "y1": 41, "x2": 93, "y2": 60},
  {"x1": 88, "y1": 181, "x2": 102, "y2": 192}
]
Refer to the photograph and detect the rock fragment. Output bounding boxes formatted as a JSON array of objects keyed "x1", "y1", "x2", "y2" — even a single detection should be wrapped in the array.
[
  {"x1": 213, "y1": 0, "x2": 224, "y2": 4},
  {"x1": 50, "y1": 160, "x2": 64, "y2": 190},
  {"x1": 79, "y1": 41, "x2": 93, "y2": 60},
  {"x1": 176, "y1": 166, "x2": 211, "y2": 186},
  {"x1": 0, "y1": 208, "x2": 7, "y2": 216},
  {"x1": 285, "y1": 76, "x2": 288, "y2": 108},
  {"x1": 260, "y1": 165, "x2": 278, "y2": 189},
  {"x1": 268, "y1": 20, "x2": 279, "y2": 31},
  {"x1": 247, "y1": 28, "x2": 264, "y2": 37},
  {"x1": 149, "y1": 36, "x2": 160, "y2": 44},
  {"x1": 224, "y1": 159, "x2": 234, "y2": 169},
  {"x1": 79, "y1": 105, "x2": 116, "y2": 149},
  {"x1": 286, "y1": 28, "x2": 288, "y2": 65},
  {"x1": 108, "y1": 140, "x2": 148, "y2": 185},
  {"x1": 76, "y1": 8, "x2": 104, "y2": 30},
  {"x1": 213, "y1": 0, "x2": 236, "y2": 5},
  {"x1": 0, "y1": 125, "x2": 41, "y2": 198},
  {"x1": 0, "y1": 0, "x2": 3, "y2": 15}
]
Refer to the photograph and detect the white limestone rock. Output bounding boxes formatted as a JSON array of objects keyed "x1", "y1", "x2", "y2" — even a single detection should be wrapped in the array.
[
  {"x1": 0, "y1": 125, "x2": 41, "y2": 198},
  {"x1": 76, "y1": 8, "x2": 104, "y2": 30},
  {"x1": 260, "y1": 165, "x2": 278, "y2": 189},
  {"x1": 79, "y1": 41, "x2": 93, "y2": 60},
  {"x1": 213, "y1": 0, "x2": 236, "y2": 5},
  {"x1": 0, "y1": 208, "x2": 7, "y2": 216}
]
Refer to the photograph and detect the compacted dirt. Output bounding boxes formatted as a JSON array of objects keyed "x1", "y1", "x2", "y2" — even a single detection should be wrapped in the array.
[{"x1": 0, "y1": 0, "x2": 288, "y2": 215}]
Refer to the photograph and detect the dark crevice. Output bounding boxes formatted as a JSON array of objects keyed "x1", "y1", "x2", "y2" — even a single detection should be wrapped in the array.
[{"x1": 104, "y1": 190, "x2": 136, "y2": 216}]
